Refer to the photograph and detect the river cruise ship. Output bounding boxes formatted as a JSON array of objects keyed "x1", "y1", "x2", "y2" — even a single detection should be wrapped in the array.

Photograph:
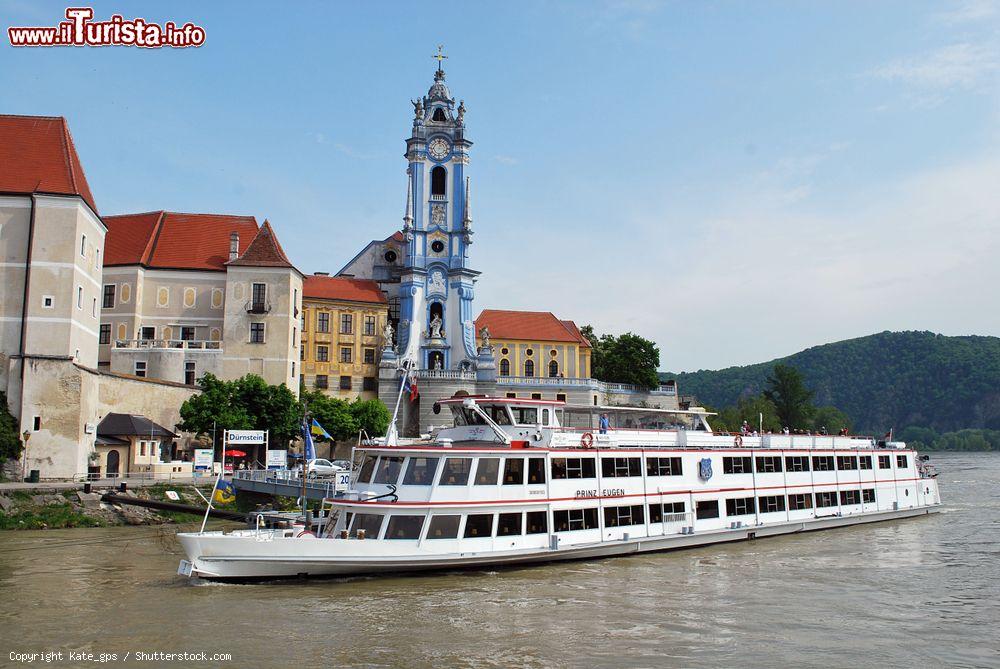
[{"x1": 177, "y1": 396, "x2": 941, "y2": 580}]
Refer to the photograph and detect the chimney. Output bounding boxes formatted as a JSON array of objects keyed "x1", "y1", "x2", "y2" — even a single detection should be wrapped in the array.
[
  {"x1": 314, "y1": 272, "x2": 330, "y2": 276},
  {"x1": 229, "y1": 231, "x2": 240, "y2": 261}
]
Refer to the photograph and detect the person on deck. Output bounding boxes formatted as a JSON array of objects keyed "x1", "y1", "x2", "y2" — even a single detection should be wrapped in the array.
[{"x1": 599, "y1": 414, "x2": 610, "y2": 434}]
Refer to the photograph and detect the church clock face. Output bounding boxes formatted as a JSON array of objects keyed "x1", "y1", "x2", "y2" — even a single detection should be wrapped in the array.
[{"x1": 428, "y1": 138, "x2": 450, "y2": 160}]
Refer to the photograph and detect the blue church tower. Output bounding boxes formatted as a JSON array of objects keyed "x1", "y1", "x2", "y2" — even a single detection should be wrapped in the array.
[{"x1": 396, "y1": 51, "x2": 480, "y2": 371}]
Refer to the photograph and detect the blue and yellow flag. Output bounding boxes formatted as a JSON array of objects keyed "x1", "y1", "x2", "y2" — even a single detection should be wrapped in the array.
[
  {"x1": 213, "y1": 479, "x2": 236, "y2": 504},
  {"x1": 310, "y1": 419, "x2": 332, "y2": 441}
]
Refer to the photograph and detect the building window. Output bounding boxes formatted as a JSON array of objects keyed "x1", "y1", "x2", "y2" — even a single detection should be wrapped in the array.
[
  {"x1": 812, "y1": 455, "x2": 835, "y2": 471},
  {"x1": 725, "y1": 497, "x2": 756, "y2": 517},
  {"x1": 80, "y1": 234, "x2": 86, "y2": 257},
  {"x1": 788, "y1": 493, "x2": 813, "y2": 510},
  {"x1": 647, "y1": 457, "x2": 683, "y2": 477},
  {"x1": 363, "y1": 348, "x2": 376, "y2": 364},
  {"x1": 91, "y1": 297, "x2": 97, "y2": 317},
  {"x1": 32, "y1": 416, "x2": 41, "y2": 431},
  {"x1": 249, "y1": 323, "x2": 265, "y2": 343},
  {"x1": 42, "y1": 296, "x2": 54, "y2": 308},
  {"x1": 758, "y1": 495, "x2": 785, "y2": 513},
  {"x1": 501, "y1": 347, "x2": 509, "y2": 355},
  {"x1": 185, "y1": 361, "x2": 196, "y2": 385},
  {"x1": 505, "y1": 392, "x2": 517, "y2": 399},
  {"x1": 723, "y1": 456, "x2": 752, "y2": 474},
  {"x1": 362, "y1": 377, "x2": 377, "y2": 391},
  {"x1": 384, "y1": 249, "x2": 398, "y2": 264},
  {"x1": 878, "y1": 455, "x2": 891, "y2": 469},
  {"x1": 364, "y1": 315, "x2": 376, "y2": 336},
  {"x1": 99, "y1": 324, "x2": 111, "y2": 345},
  {"x1": 431, "y1": 239, "x2": 445, "y2": 253},
  {"x1": 180, "y1": 326, "x2": 195, "y2": 341},
  {"x1": 530, "y1": 393, "x2": 542, "y2": 400},
  {"x1": 840, "y1": 490, "x2": 861, "y2": 505},
  {"x1": 499, "y1": 359, "x2": 510, "y2": 376},
  {"x1": 316, "y1": 345, "x2": 329, "y2": 362},
  {"x1": 340, "y1": 347, "x2": 352, "y2": 363},
  {"x1": 604, "y1": 504, "x2": 645, "y2": 528},
  {"x1": 553, "y1": 508, "x2": 599, "y2": 532},
  {"x1": 77, "y1": 286, "x2": 83, "y2": 309},
  {"x1": 548, "y1": 360, "x2": 559, "y2": 377},
  {"x1": 550, "y1": 457, "x2": 596, "y2": 479},
  {"x1": 524, "y1": 359, "x2": 534, "y2": 377},
  {"x1": 340, "y1": 314, "x2": 353, "y2": 334},
  {"x1": 339, "y1": 375, "x2": 351, "y2": 390},
  {"x1": 103, "y1": 284, "x2": 116, "y2": 308},
  {"x1": 317, "y1": 312, "x2": 330, "y2": 333},
  {"x1": 431, "y1": 165, "x2": 447, "y2": 196},
  {"x1": 140, "y1": 326, "x2": 155, "y2": 341},
  {"x1": 134, "y1": 361, "x2": 147, "y2": 378},
  {"x1": 315, "y1": 375, "x2": 328, "y2": 389},
  {"x1": 695, "y1": 500, "x2": 720, "y2": 519},
  {"x1": 785, "y1": 456, "x2": 810, "y2": 472},
  {"x1": 556, "y1": 393, "x2": 566, "y2": 402},
  {"x1": 251, "y1": 283, "x2": 267, "y2": 310}
]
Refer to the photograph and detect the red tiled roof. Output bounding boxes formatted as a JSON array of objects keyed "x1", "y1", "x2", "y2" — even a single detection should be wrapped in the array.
[
  {"x1": 227, "y1": 219, "x2": 297, "y2": 270},
  {"x1": 0, "y1": 114, "x2": 97, "y2": 212},
  {"x1": 103, "y1": 211, "x2": 259, "y2": 270},
  {"x1": 303, "y1": 275, "x2": 387, "y2": 304},
  {"x1": 475, "y1": 310, "x2": 592, "y2": 347},
  {"x1": 385, "y1": 231, "x2": 405, "y2": 243}
]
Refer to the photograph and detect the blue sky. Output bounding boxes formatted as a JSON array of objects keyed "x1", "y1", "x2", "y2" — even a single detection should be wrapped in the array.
[{"x1": 3, "y1": 1, "x2": 998, "y2": 371}]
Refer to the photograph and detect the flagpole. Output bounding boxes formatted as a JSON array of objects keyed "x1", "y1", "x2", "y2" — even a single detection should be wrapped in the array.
[
  {"x1": 386, "y1": 362, "x2": 411, "y2": 447},
  {"x1": 200, "y1": 429, "x2": 226, "y2": 533}
]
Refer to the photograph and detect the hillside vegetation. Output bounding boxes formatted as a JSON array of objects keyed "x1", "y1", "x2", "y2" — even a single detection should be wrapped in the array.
[{"x1": 664, "y1": 331, "x2": 1000, "y2": 434}]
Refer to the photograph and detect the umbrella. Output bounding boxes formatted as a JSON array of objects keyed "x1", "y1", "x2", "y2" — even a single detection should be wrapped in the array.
[{"x1": 224, "y1": 449, "x2": 246, "y2": 457}]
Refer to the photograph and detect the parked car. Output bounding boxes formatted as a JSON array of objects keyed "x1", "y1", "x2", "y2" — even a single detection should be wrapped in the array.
[{"x1": 296, "y1": 458, "x2": 347, "y2": 479}]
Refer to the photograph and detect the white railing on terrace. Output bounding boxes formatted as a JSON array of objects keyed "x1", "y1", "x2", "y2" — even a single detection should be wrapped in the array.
[
  {"x1": 113, "y1": 339, "x2": 222, "y2": 351},
  {"x1": 413, "y1": 369, "x2": 477, "y2": 380},
  {"x1": 497, "y1": 375, "x2": 676, "y2": 395}
]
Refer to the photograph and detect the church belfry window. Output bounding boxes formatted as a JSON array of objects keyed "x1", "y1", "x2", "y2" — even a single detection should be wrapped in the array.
[
  {"x1": 432, "y1": 107, "x2": 446, "y2": 122},
  {"x1": 499, "y1": 359, "x2": 510, "y2": 376},
  {"x1": 431, "y1": 166, "x2": 447, "y2": 196},
  {"x1": 524, "y1": 359, "x2": 535, "y2": 377}
]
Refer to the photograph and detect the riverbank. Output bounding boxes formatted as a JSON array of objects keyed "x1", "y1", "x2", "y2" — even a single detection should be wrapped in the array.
[{"x1": 0, "y1": 483, "x2": 224, "y2": 530}]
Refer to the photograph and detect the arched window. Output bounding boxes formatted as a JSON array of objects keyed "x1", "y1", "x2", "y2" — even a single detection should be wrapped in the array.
[
  {"x1": 548, "y1": 360, "x2": 559, "y2": 377},
  {"x1": 524, "y1": 359, "x2": 534, "y2": 377},
  {"x1": 499, "y1": 359, "x2": 510, "y2": 376},
  {"x1": 432, "y1": 107, "x2": 447, "y2": 122},
  {"x1": 431, "y1": 166, "x2": 446, "y2": 196}
]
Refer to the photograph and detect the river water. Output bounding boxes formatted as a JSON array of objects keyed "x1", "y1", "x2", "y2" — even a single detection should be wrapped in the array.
[{"x1": 1, "y1": 451, "x2": 997, "y2": 669}]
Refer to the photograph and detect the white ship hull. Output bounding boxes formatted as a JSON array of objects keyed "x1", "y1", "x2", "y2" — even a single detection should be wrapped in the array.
[{"x1": 178, "y1": 505, "x2": 940, "y2": 580}]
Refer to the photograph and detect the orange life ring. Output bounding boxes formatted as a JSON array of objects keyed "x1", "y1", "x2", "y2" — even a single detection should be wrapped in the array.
[
  {"x1": 580, "y1": 432, "x2": 594, "y2": 448},
  {"x1": 734, "y1": 435, "x2": 743, "y2": 448}
]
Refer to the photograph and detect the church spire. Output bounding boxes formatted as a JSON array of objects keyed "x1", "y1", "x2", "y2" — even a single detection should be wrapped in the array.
[{"x1": 402, "y1": 172, "x2": 414, "y2": 231}]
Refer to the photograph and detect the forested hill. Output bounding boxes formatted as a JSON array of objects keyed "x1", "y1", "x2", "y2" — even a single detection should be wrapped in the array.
[{"x1": 663, "y1": 331, "x2": 1000, "y2": 433}]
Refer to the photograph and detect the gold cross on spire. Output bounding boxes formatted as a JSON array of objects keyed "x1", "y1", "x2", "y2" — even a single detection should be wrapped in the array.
[{"x1": 433, "y1": 45, "x2": 448, "y2": 72}]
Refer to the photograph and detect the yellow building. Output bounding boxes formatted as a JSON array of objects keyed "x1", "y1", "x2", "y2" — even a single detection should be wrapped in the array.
[
  {"x1": 475, "y1": 309, "x2": 592, "y2": 380},
  {"x1": 301, "y1": 274, "x2": 388, "y2": 399}
]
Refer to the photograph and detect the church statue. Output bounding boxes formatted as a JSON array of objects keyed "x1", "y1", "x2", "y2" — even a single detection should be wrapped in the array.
[
  {"x1": 382, "y1": 321, "x2": 394, "y2": 347},
  {"x1": 429, "y1": 313, "x2": 443, "y2": 339},
  {"x1": 479, "y1": 325, "x2": 491, "y2": 350},
  {"x1": 457, "y1": 100, "x2": 466, "y2": 125},
  {"x1": 411, "y1": 99, "x2": 423, "y2": 122}
]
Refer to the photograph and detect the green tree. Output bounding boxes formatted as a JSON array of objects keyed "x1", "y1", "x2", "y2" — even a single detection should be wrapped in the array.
[
  {"x1": 303, "y1": 391, "x2": 358, "y2": 442},
  {"x1": 811, "y1": 406, "x2": 851, "y2": 434},
  {"x1": 0, "y1": 392, "x2": 22, "y2": 466},
  {"x1": 581, "y1": 326, "x2": 660, "y2": 390},
  {"x1": 351, "y1": 399, "x2": 391, "y2": 437},
  {"x1": 763, "y1": 364, "x2": 815, "y2": 430},
  {"x1": 710, "y1": 394, "x2": 780, "y2": 433}
]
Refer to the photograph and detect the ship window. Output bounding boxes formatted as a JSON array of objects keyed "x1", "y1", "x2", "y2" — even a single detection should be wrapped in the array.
[
  {"x1": 374, "y1": 456, "x2": 404, "y2": 484},
  {"x1": 862, "y1": 488, "x2": 876, "y2": 504},
  {"x1": 431, "y1": 166, "x2": 446, "y2": 195},
  {"x1": 812, "y1": 456, "x2": 835, "y2": 471},
  {"x1": 725, "y1": 497, "x2": 756, "y2": 516},
  {"x1": 878, "y1": 455, "x2": 891, "y2": 469},
  {"x1": 788, "y1": 493, "x2": 813, "y2": 510},
  {"x1": 695, "y1": 500, "x2": 720, "y2": 519},
  {"x1": 723, "y1": 456, "x2": 752, "y2": 474},
  {"x1": 649, "y1": 501, "x2": 686, "y2": 523},
  {"x1": 385, "y1": 515, "x2": 424, "y2": 540},
  {"x1": 840, "y1": 490, "x2": 861, "y2": 506},
  {"x1": 463, "y1": 513, "x2": 493, "y2": 538},
  {"x1": 474, "y1": 458, "x2": 500, "y2": 485},
  {"x1": 815, "y1": 492, "x2": 837, "y2": 508},
  {"x1": 553, "y1": 508, "x2": 598, "y2": 532},
  {"x1": 497, "y1": 512, "x2": 522, "y2": 536},
  {"x1": 896, "y1": 455, "x2": 908, "y2": 468},
  {"x1": 503, "y1": 458, "x2": 524, "y2": 485},
  {"x1": 427, "y1": 515, "x2": 460, "y2": 539},
  {"x1": 489, "y1": 405, "x2": 512, "y2": 425},
  {"x1": 836, "y1": 456, "x2": 858, "y2": 471},
  {"x1": 358, "y1": 455, "x2": 378, "y2": 483},
  {"x1": 758, "y1": 495, "x2": 785, "y2": 513},
  {"x1": 859, "y1": 456, "x2": 873, "y2": 470},
  {"x1": 785, "y1": 456, "x2": 810, "y2": 472},
  {"x1": 512, "y1": 407, "x2": 538, "y2": 425},
  {"x1": 647, "y1": 457, "x2": 682, "y2": 477},
  {"x1": 403, "y1": 457, "x2": 439, "y2": 485},
  {"x1": 439, "y1": 458, "x2": 472, "y2": 485},
  {"x1": 604, "y1": 504, "x2": 644, "y2": 527},
  {"x1": 527, "y1": 457, "x2": 546, "y2": 484},
  {"x1": 551, "y1": 457, "x2": 596, "y2": 479},
  {"x1": 601, "y1": 457, "x2": 641, "y2": 478},
  {"x1": 755, "y1": 456, "x2": 783, "y2": 473},
  {"x1": 350, "y1": 513, "x2": 384, "y2": 538},
  {"x1": 526, "y1": 511, "x2": 548, "y2": 534}
]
